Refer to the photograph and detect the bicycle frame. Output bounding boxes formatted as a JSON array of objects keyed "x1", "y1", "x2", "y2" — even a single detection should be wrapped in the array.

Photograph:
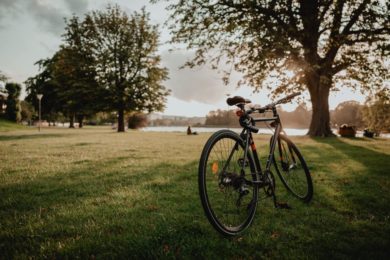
[
  {"x1": 198, "y1": 91, "x2": 313, "y2": 235},
  {"x1": 236, "y1": 107, "x2": 284, "y2": 206}
]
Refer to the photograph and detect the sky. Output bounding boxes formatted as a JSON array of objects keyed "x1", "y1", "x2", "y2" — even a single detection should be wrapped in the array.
[{"x1": 0, "y1": 0, "x2": 368, "y2": 117}]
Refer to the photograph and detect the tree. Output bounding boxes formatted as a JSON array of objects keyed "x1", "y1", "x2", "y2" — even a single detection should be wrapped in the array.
[
  {"x1": 20, "y1": 100, "x2": 35, "y2": 124},
  {"x1": 58, "y1": 16, "x2": 105, "y2": 128},
  {"x1": 331, "y1": 100, "x2": 364, "y2": 128},
  {"x1": 25, "y1": 59, "x2": 62, "y2": 126},
  {"x1": 26, "y1": 17, "x2": 104, "y2": 129},
  {"x1": 163, "y1": 0, "x2": 389, "y2": 136},
  {"x1": 128, "y1": 112, "x2": 148, "y2": 129},
  {"x1": 205, "y1": 109, "x2": 239, "y2": 127},
  {"x1": 279, "y1": 103, "x2": 311, "y2": 128},
  {"x1": 4, "y1": 83, "x2": 21, "y2": 122},
  {"x1": 83, "y1": 5, "x2": 170, "y2": 132},
  {"x1": 361, "y1": 88, "x2": 390, "y2": 135}
]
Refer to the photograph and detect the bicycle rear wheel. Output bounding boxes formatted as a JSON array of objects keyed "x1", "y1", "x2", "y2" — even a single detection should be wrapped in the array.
[
  {"x1": 273, "y1": 135, "x2": 313, "y2": 202},
  {"x1": 199, "y1": 130, "x2": 258, "y2": 236}
]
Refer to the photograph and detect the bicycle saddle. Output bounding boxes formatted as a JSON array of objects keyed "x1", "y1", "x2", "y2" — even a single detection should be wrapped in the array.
[{"x1": 226, "y1": 96, "x2": 251, "y2": 106}]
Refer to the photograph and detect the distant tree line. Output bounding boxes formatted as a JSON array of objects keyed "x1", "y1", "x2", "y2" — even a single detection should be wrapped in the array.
[
  {"x1": 149, "y1": 116, "x2": 204, "y2": 127},
  {"x1": 204, "y1": 94, "x2": 390, "y2": 135},
  {"x1": 330, "y1": 90, "x2": 390, "y2": 135},
  {"x1": 204, "y1": 104, "x2": 311, "y2": 129},
  {"x1": 23, "y1": 5, "x2": 169, "y2": 132}
]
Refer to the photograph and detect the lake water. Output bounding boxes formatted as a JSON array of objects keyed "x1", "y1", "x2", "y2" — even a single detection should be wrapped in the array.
[
  {"x1": 142, "y1": 126, "x2": 390, "y2": 138},
  {"x1": 142, "y1": 126, "x2": 308, "y2": 136}
]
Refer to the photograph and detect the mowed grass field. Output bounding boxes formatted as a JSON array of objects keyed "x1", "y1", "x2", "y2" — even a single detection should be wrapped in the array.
[{"x1": 0, "y1": 127, "x2": 389, "y2": 259}]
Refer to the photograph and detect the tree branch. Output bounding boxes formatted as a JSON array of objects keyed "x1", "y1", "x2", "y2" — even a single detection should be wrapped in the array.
[
  {"x1": 332, "y1": 62, "x2": 351, "y2": 74},
  {"x1": 318, "y1": 0, "x2": 333, "y2": 23},
  {"x1": 341, "y1": 0, "x2": 370, "y2": 35},
  {"x1": 220, "y1": 0, "x2": 302, "y2": 42}
]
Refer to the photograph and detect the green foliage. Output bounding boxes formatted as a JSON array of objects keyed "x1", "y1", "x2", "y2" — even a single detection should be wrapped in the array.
[
  {"x1": 25, "y1": 45, "x2": 100, "y2": 126},
  {"x1": 86, "y1": 112, "x2": 117, "y2": 125},
  {"x1": 361, "y1": 88, "x2": 390, "y2": 135},
  {"x1": 4, "y1": 83, "x2": 21, "y2": 122},
  {"x1": 162, "y1": 0, "x2": 389, "y2": 136},
  {"x1": 165, "y1": 0, "x2": 389, "y2": 93},
  {"x1": 82, "y1": 5, "x2": 170, "y2": 131},
  {"x1": 25, "y1": 5, "x2": 170, "y2": 132},
  {"x1": 20, "y1": 100, "x2": 35, "y2": 123},
  {"x1": 57, "y1": 16, "x2": 104, "y2": 119},
  {"x1": 25, "y1": 59, "x2": 62, "y2": 123}
]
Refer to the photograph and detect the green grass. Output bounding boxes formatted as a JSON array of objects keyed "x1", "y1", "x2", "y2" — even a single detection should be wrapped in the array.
[
  {"x1": 0, "y1": 118, "x2": 27, "y2": 131},
  {"x1": 0, "y1": 128, "x2": 389, "y2": 259}
]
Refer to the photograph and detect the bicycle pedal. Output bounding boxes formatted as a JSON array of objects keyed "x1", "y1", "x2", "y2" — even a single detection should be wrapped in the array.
[{"x1": 275, "y1": 202, "x2": 292, "y2": 209}]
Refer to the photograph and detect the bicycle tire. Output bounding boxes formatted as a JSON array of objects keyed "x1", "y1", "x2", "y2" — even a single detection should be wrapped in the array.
[
  {"x1": 199, "y1": 130, "x2": 258, "y2": 236},
  {"x1": 273, "y1": 135, "x2": 313, "y2": 202}
]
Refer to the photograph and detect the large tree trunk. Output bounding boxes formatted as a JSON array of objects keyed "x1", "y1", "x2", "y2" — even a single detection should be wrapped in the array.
[
  {"x1": 77, "y1": 115, "x2": 84, "y2": 128},
  {"x1": 117, "y1": 109, "x2": 125, "y2": 132},
  {"x1": 306, "y1": 72, "x2": 334, "y2": 137},
  {"x1": 69, "y1": 113, "x2": 75, "y2": 128}
]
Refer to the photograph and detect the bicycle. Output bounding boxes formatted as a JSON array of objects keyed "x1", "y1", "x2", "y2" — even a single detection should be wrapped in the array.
[{"x1": 198, "y1": 92, "x2": 313, "y2": 236}]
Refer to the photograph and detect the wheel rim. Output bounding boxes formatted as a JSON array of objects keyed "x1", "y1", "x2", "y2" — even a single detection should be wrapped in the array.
[{"x1": 204, "y1": 136, "x2": 256, "y2": 232}]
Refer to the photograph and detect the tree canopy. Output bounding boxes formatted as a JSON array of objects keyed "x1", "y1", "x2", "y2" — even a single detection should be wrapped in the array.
[
  {"x1": 25, "y1": 59, "x2": 63, "y2": 125},
  {"x1": 362, "y1": 88, "x2": 390, "y2": 135},
  {"x1": 83, "y1": 5, "x2": 170, "y2": 131},
  {"x1": 25, "y1": 5, "x2": 170, "y2": 131},
  {"x1": 4, "y1": 83, "x2": 21, "y2": 122},
  {"x1": 162, "y1": 0, "x2": 389, "y2": 136}
]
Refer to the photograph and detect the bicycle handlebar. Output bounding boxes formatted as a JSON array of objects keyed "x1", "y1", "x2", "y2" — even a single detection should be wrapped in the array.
[
  {"x1": 251, "y1": 92, "x2": 301, "y2": 113},
  {"x1": 238, "y1": 92, "x2": 301, "y2": 133}
]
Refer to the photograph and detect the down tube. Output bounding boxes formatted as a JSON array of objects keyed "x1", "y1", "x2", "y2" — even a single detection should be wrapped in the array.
[
  {"x1": 265, "y1": 123, "x2": 282, "y2": 171},
  {"x1": 249, "y1": 132, "x2": 262, "y2": 175}
]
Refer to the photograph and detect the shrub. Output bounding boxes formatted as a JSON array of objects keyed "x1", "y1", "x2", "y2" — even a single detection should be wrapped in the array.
[{"x1": 128, "y1": 112, "x2": 148, "y2": 129}]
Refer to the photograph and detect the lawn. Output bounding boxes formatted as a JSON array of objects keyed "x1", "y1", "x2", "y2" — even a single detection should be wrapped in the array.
[
  {"x1": 0, "y1": 119, "x2": 26, "y2": 132},
  {"x1": 0, "y1": 127, "x2": 389, "y2": 259}
]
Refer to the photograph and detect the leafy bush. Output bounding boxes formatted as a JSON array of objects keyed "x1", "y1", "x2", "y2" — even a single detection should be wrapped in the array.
[{"x1": 128, "y1": 113, "x2": 148, "y2": 129}]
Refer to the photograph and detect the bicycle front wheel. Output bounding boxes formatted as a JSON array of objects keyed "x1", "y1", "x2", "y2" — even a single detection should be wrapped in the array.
[
  {"x1": 273, "y1": 135, "x2": 313, "y2": 202},
  {"x1": 199, "y1": 130, "x2": 258, "y2": 236}
]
